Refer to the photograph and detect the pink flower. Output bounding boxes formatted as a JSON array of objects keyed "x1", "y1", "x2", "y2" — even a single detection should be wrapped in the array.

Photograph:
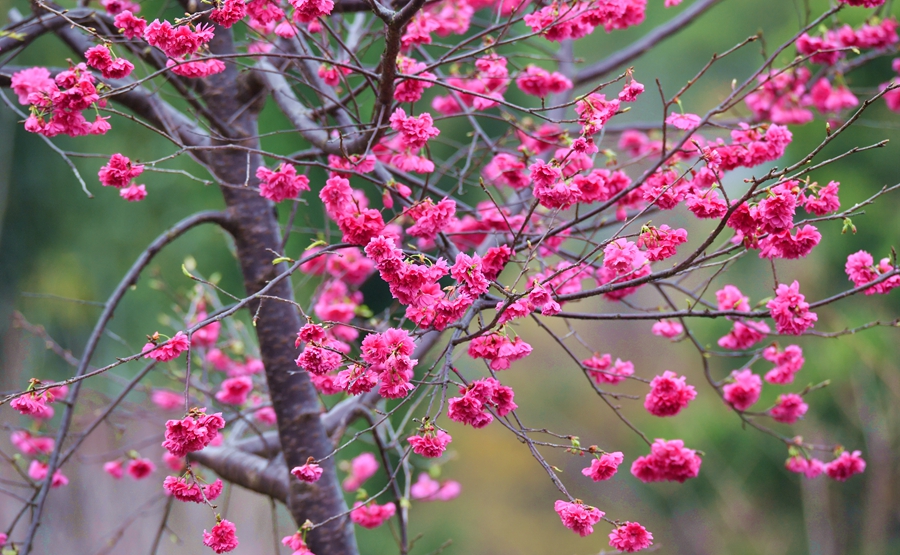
[
  {"x1": 665, "y1": 112, "x2": 702, "y2": 130},
  {"x1": 203, "y1": 518, "x2": 239, "y2": 553},
  {"x1": 256, "y1": 163, "x2": 310, "y2": 203},
  {"x1": 289, "y1": 0, "x2": 334, "y2": 23},
  {"x1": 405, "y1": 198, "x2": 457, "y2": 241},
  {"x1": 716, "y1": 285, "x2": 750, "y2": 312},
  {"x1": 215, "y1": 376, "x2": 253, "y2": 405},
  {"x1": 114, "y1": 11, "x2": 147, "y2": 39},
  {"x1": 408, "y1": 429, "x2": 452, "y2": 458},
  {"x1": 722, "y1": 369, "x2": 762, "y2": 411},
  {"x1": 342, "y1": 452, "x2": 379, "y2": 491},
  {"x1": 786, "y1": 455, "x2": 825, "y2": 478},
  {"x1": 638, "y1": 225, "x2": 687, "y2": 261},
  {"x1": 837, "y1": 0, "x2": 884, "y2": 7},
  {"x1": 163, "y1": 452, "x2": 185, "y2": 471},
  {"x1": 210, "y1": 0, "x2": 248, "y2": 28},
  {"x1": 644, "y1": 371, "x2": 697, "y2": 417},
  {"x1": 104, "y1": 459, "x2": 125, "y2": 479},
  {"x1": 583, "y1": 354, "x2": 634, "y2": 385},
  {"x1": 161, "y1": 408, "x2": 226, "y2": 457},
  {"x1": 152, "y1": 389, "x2": 183, "y2": 410},
  {"x1": 350, "y1": 501, "x2": 396, "y2": 528},
  {"x1": 10, "y1": 66, "x2": 55, "y2": 105},
  {"x1": 651, "y1": 319, "x2": 684, "y2": 339},
  {"x1": 630, "y1": 439, "x2": 702, "y2": 483},
  {"x1": 28, "y1": 461, "x2": 69, "y2": 487},
  {"x1": 126, "y1": 457, "x2": 156, "y2": 479},
  {"x1": 763, "y1": 344, "x2": 805, "y2": 384},
  {"x1": 163, "y1": 476, "x2": 223, "y2": 502},
  {"x1": 845, "y1": 250, "x2": 900, "y2": 295},
  {"x1": 11, "y1": 431, "x2": 55, "y2": 455},
  {"x1": 823, "y1": 450, "x2": 866, "y2": 481},
  {"x1": 410, "y1": 473, "x2": 461, "y2": 501},
  {"x1": 143, "y1": 331, "x2": 190, "y2": 361},
  {"x1": 99, "y1": 153, "x2": 144, "y2": 188},
  {"x1": 167, "y1": 59, "x2": 226, "y2": 78},
  {"x1": 554, "y1": 500, "x2": 603, "y2": 537},
  {"x1": 120, "y1": 183, "x2": 147, "y2": 201},
  {"x1": 291, "y1": 461, "x2": 323, "y2": 483},
  {"x1": 448, "y1": 377, "x2": 517, "y2": 428},
  {"x1": 608, "y1": 522, "x2": 654, "y2": 553},
  {"x1": 282, "y1": 532, "x2": 314, "y2": 554},
  {"x1": 516, "y1": 65, "x2": 572, "y2": 97},
  {"x1": 581, "y1": 451, "x2": 624, "y2": 482},
  {"x1": 718, "y1": 320, "x2": 770, "y2": 350},
  {"x1": 803, "y1": 181, "x2": 840, "y2": 215},
  {"x1": 767, "y1": 281, "x2": 817, "y2": 335},
  {"x1": 757, "y1": 184, "x2": 798, "y2": 234},
  {"x1": 770, "y1": 393, "x2": 808, "y2": 424},
  {"x1": 11, "y1": 392, "x2": 54, "y2": 419}
]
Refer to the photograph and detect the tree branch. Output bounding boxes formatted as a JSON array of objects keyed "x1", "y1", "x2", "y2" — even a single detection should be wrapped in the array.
[{"x1": 573, "y1": 0, "x2": 726, "y2": 86}]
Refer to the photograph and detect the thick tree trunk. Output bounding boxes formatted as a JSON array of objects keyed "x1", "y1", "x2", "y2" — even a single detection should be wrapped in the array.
[{"x1": 203, "y1": 30, "x2": 359, "y2": 555}]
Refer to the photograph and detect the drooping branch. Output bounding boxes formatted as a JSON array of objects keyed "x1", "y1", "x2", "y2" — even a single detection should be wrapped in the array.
[{"x1": 18, "y1": 210, "x2": 231, "y2": 555}]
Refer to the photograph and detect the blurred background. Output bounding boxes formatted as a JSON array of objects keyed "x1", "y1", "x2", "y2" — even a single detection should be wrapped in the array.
[{"x1": 2, "y1": 0, "x2": 900, "y2": 553}]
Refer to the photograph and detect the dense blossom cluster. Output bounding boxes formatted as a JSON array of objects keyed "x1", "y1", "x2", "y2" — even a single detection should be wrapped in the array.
[{"x1": 7, "y1": 0, "x2": 897, "y2": 551}]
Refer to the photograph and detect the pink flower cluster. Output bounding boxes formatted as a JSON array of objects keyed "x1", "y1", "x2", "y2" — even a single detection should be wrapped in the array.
[
  {"x1": 12, "y1": 65, "x2": 111, "y2": 137},
  {"x1": 365, "y1": 236, "x2": 489, "y2": 331},
  {"x1": 582, "y1": 354, "x2": 634, "y2": 385},
  {"x1": 291, "y1": 461, "x2": 323, "y2": 483},
  {"x1": 407, "y1": 428, "x2": 452, "y2": 458},
  {"x1": 320, "y1": 176, "x2": 386, "y2": 245},
  {"x1": 28, "y1": 460, "x2": 69, "y2": 488},
  {"x1": 143, "y1": 331, "x2": 190, "y2": 361},
  {"x1": 845, "y1": 250, "x2": 899, "y2": 295},
  {"x1": 214, "y1": 376, "x2": 253, "y2": 405},
  {"x1": 763, "y1": 344, "x2": 804, "y2": 384},
  {"x1": 358, "y1": 327, "x2": 418, "y2": 398},
  {"x1": 770, "y1": 393, "x2": 808, "y2": 424},
  {"x1": 84, "y1": 44, "x2": 134, "y2": 79},
  {"x1": 342, "y1": 453, "x2": 378, "y2": 491},
  {"x1": 350, "y1": 501, "x2": 396, "y2": 528},
  {"x1": 516, "y1": 65, "x2": 572, "y2": 98},
  {"x1": 786, "y1": 450, "x2": 866, "y2": 481},
  {"x1": 404, "y1": 198, "x2": 457, "y2": 241},
  {"x1": 524, "y1": 0, "x2": 646, "y2": 43},
  {"x1": 203, "y1": 519, "x2": 239, "y2": 553},
  {"x1": 11, "y1": 431, "x2": 55, "y2": 455},
  {"x1": 467, "y1": 333, "x2": 533, "y2": 371},
  {"x1": 767, "y1": 281, "x2": 817, "y2": 335},
  {"x1": 161, "y1": 408, "x2": 226, "y2": 457},
  {"x1": 394, "y1": 56, "x2": 436, "y2": 103},
  {"x1": 410, "y1": 473, "x2": 461, "y2": 501},
  {"x1": 631, "y1": 439, "x2": 702, "y2": 483},
  {"x1": 608, "y1": 522, "x2": 654, "y2": 553},
  {"x1": 638, "y1": 225, "x2": 688, "y2": 261},
  {"x1": 644, "y1": 371, "x2": 697, "y2": 417},
  {"x1": 282, "y1": 532, "x2": 314, "y2": 555},
  {"x1": 554, "y1": 500, "x2": 604, "y2": 537},
  {"x1": 384, "y1": 108, "x2": 440, "y2": 173},
  {"x1": 430, "y1": 54, "x2": 509, "y2": 115},
  {"x1": 163, "y1": 476, "x2": 224, "y2": 502},
  {"x1": 581, "y1": 451, "x2": 624, "y2": 482},
  {"x1": 722, "y1": 369, "x2": 762, "y2": 411},
  {"x1": 98, "y1": 153, "x2": 147, "y2": 201},
  {"x1": 448, "y1": 377, "x2": 517, "y2": 428},
  {"x1": 256, "y1": 163, "x2": 310, "y2": 203}
]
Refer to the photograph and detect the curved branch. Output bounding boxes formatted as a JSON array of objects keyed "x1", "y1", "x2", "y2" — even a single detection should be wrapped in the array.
[{"x1": 19, "y1": 210, "x2": 232, "y2": 555}]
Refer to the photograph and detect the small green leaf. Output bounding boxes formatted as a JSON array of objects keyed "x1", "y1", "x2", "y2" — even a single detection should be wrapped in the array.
[{"x1": 305, "y1": 239, "x2": 327, "y2": 251}]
